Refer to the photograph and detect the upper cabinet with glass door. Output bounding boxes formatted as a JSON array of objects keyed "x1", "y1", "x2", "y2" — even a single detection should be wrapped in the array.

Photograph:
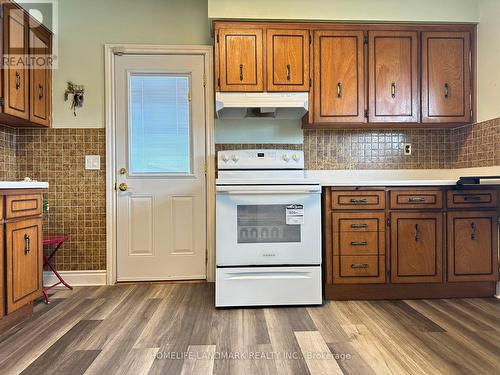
[{"x1": 0, "y1": 1, "x2": 53, "y2": 127}]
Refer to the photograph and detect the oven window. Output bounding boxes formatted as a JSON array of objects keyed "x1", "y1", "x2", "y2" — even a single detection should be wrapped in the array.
[{"x1": 237, "y1": 205, "x2": 301, "y2": 243}]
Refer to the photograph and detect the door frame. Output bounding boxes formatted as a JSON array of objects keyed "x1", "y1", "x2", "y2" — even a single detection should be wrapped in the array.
[{"x1": 104, "y1": 44, "x2": 215, "y2": 285}]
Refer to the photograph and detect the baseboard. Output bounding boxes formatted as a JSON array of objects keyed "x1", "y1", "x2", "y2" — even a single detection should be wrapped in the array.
[{"x1": 43, "y1": 270, "x2": 107, "y2": 287}]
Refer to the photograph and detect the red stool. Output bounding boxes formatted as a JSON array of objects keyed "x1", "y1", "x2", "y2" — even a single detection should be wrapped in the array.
[{"x1": 43, "y1": 234, "x2": 73, "y2": 303}]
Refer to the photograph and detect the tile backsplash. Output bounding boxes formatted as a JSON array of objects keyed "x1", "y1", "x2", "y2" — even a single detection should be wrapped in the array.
[{"x1": 0, "y1": 117, "x2": 498, "y2": 271}]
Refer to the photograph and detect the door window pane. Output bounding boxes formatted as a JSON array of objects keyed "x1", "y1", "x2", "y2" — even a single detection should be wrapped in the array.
[
  {"x1": 129, "y1": 74, "x2": 191, "y2": 174},
  {"x1": 237, "y1": 205, "x2": 301, "y2": 243}
]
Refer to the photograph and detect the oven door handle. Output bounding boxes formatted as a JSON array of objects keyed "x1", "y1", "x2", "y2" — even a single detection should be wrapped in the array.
[
  {"x1": 224, "y1": 271, "x2": 313, "y2": 280},
  {"x1": 217, "y1": 185, "x2": 320, "y2": 194}
]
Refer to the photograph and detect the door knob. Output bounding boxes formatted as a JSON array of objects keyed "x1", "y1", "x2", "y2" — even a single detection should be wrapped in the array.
[
  {"x1": 119, "y1": 167, "x2": 128, "y2": 175},
  {"x1": 118, "y1": 183, "x2": 128, "y2": 191}
]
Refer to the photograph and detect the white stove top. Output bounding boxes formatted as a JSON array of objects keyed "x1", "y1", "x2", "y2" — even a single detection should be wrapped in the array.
[{"x1": 217, "y1": 151, "x2": 320, "y2": 186}]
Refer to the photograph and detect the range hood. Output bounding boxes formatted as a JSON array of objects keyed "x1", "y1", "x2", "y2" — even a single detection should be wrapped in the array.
[{"x1": 215, "y1": 92, "x2": 309, "y2": 119}]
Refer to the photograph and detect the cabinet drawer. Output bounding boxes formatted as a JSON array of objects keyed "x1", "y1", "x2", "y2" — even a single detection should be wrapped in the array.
[
  {"x1": 390, "y1": 190, "x2": 443, "y2": 209},
  {"x1": 333, "y1": 256, "x2": 385, "y2": 284},
  {"x1": 333, "y1": 231, "x2": 385, "y2": 256},
  {"x1": 5, "y1": 194, "x2": 42, "y2": 219},
  {"x1": 447, "y1": 190, "x2": 498, "y2": 209},
  {"x1": 331, "y1": 191, "x2": 385, "y2": 210},
  {"x1": 332, "y1": 212, "x2": 385, "y2": 232}
]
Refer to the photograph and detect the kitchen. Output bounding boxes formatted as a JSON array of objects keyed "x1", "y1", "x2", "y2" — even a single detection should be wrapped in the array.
[{"x1": 0, "y1": 0, "x2": 499, "y2": 374}]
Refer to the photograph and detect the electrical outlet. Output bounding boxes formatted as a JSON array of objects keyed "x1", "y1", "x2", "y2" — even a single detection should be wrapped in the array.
[
  {"x1": 403, "y1": 143, "x2": 412, "y2": 156},
  {"x1": 85, "y1": 155, "x2": 101, "y2": 170}
]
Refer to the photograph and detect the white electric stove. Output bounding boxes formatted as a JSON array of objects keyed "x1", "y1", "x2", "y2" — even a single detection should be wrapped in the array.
[{"x1": 215, "y1": 149, "x2": 322, "y2": 307}]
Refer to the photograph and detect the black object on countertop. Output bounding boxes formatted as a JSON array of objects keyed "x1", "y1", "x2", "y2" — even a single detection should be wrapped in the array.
[{"x1": 456, "y1": 176, "x2": 500, "y2": 186}]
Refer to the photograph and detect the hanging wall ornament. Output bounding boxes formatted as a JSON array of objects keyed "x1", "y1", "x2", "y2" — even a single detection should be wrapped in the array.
[{"x1": 64, "y1": 81, "x2": 85, "y2": 116}]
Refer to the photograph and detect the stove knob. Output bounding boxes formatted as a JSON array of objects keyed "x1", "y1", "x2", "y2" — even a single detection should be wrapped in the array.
[
  {"x1": 282, "y1": 154, "x2": 290, "y2": 162},
  {"x1": 292, "y1": 154, "x2": 300, "y2": 162},
  {"x1": 221, "y1": 154, "x2": 229, "y2": 163},
  {"x1": 231, "y1": 154, "x2": 239, "y2": 163}
]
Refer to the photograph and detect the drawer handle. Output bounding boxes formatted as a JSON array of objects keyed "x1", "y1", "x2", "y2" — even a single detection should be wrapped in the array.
[
  {"x1": 351, "y1": 241, "x2": 368, "y2": 246},
  {"x1": 409, "y1": 197, "x2": 426, "y2": 203},
  {"x1": 286, "y1": 64, "x2": 291, "y2": 81},
  {"x1": 444, "y1": 83, "x2": 449, "y2": 98},
  {"x1": 415, "y1": 224, "x2": 420, "y2": 242},
  {"x1": 471, "y1": 222, "x2": 477, "y2": 240},
  {"x1": 337, "y1": 82, "x2": 342, "y2": 98},
  {"x1": 350, "y1": 198, "x2": 368, "y2": 204},
  {"x1": 239, "y1": 64, "x2": 244, "y2": 81},
  {"x1": 38, "y1": 84, "x2": 44, "y2": 99},
  {"x1": 391, "y1": 82, "x2": 396, "y2": 98},
  {"x1": 351, "y1": 263, "x2": 369, "y2": 269},
  {"x1": 464, "y1": 196, "x2": 481, "y2": 202},
  {"x1": 350, "y1": 223, "x2": 368, "y2": 229},
  {"x1": 24, "y1": 234, "x2": 30, "y2": 255},
  {"x1": 15, "y1": 71, "x2": 21, "y2": 90}
]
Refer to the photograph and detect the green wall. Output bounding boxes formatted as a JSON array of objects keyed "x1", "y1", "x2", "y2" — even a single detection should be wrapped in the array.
[{"x1": 52, "y1": 0, "x2": 208, "y2": 128}]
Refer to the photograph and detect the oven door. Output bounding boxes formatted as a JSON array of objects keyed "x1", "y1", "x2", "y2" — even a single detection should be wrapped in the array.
[{"x1": 216, "y1": 185, "x2": 321, "y2": 266}]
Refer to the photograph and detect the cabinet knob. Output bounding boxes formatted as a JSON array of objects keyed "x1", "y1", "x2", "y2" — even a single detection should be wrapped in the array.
[
  {"x1": 414, "y1": 224, "x2": 420, "y2": 242},
  {"x1": 38, "y1": 84, "x2": 44, "y2": 99},
  {"x1": 337, "y1": 82, "x2": 342, "y2": 98},
  {"x1": 391, "y1": 82, "x2": 396, "y2": 98},
  {"x1": 286, "y1": 64, "x2": 291, "y2": 81},
  {"x1": 444, "y1": 83, "x2": 449, "y2": 98},
  {"x1": 239, "y1": 64, "x2": 244, "y2": 81},
  {"x1": 24, "y1": 234, "x2": 31, "y2": 255},
  {"x1": 15, "y1": 71, "x2": 21, "y2": 90},
  {"x1": 471, "y1": 222, "x2": 477, "y2": 240}
]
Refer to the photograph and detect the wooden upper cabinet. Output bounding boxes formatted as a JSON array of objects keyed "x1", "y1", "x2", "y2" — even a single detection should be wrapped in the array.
[
  {"x1": 313, "y1": 30, "x2": 365, "y2": 124},
  {"x1": 368, "y1": 31, "x2": 418, "y2": 123},
  {"x1": 448, "y1": 211, "x2": 498, "y2": 282},
  {"x1": 2, "y1": 3, "x2": 29, "y2": 120},
  {"x1": 422, "y1": 31, "x2": 471, "y2": 123},
  {"x1": 29, "y1": 24, "x2": 52, "y2": 127},
  {"x1": 390, "y1": 212, "x2": 443, "y2": 283},
  {"x1": 217, "y1": 28, "x2": 263, "y2": 91},
  {"x1": 266, "y1": 29, "x2": 309, "y2": 91}
]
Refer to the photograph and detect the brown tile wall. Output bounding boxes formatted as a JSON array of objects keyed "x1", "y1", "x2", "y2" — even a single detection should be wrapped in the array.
[
  {"x1": 16, "y1": 128, "x2": 106, "y2": 270},
  {"x1": 452, "y1": 117, "x2": 500, "y2": 168},
  {"x1": 0, "y1": 125, "x2": 18, "y2": 180},
  {"x1": 0, "y1": 118, "x2": 498, "y2": 271}
]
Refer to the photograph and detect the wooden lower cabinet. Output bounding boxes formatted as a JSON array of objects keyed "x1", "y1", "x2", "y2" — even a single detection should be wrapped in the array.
[
  {"x1": 390, "y1": 212, "x2": 443, "y2": 283},
  {"x1": 324, "y1": 186, "x2": 499, "y2": 300},
  {"x1": 5, "y1": 218, "x2": 43, "y2": 313},
  {"x1": 447, "y1": 211, "x2": 498, "y2": 282},
  {"x1": 0, "y1": 191, "x2": 45, "y2": 331}
]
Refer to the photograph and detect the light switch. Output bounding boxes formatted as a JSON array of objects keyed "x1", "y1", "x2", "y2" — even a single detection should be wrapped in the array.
[{"x1": 85, "y1": 155, "x2": 101, "y2": 170}]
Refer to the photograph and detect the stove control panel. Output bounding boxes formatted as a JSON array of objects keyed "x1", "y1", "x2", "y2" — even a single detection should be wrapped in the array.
[{"x1": 218, "y1": 149, "x2": 304, "y2": 170}]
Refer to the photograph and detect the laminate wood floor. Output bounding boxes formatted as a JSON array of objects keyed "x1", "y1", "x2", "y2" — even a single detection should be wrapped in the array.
[{"x1": 0, "y1": 283, "x2": 499, "y2": 375}]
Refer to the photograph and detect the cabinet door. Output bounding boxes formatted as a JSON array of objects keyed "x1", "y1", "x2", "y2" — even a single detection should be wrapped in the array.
[
  {"x1": 313, "y1": 30, "x2": 365, "y2": 123},
  {"x1": 266, "y1": 29, "x2": 309, "y2": 91},
  {"x1": 5, "y1": 218, "x2": 43, "y2": 314},
  {"x1": 217, "y1": 28, "x2": 263, "y2": 91},
  {"x1": 390, "y1": 212, "x2": 443, "y2": 283},
  {"x1": 368, "y1": 31, "x2": 418, "y2": 122},
  {"x1": 2, "y1": 4, "x2": 29, "y2": 120},
  {"x1": 422, "y1": 32, "x2": 471, "y2": 123},
  {"x1": 448, "y1": 211, "x2": 498, "y2": 282},
  {"x1": 29, "y1": 25, "x2": 52, "y2": 127}
]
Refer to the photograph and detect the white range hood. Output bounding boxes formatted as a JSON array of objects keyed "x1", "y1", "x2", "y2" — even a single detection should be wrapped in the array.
[{"x1": 215, "y1": 92, "x2": 309, "y2": 119}]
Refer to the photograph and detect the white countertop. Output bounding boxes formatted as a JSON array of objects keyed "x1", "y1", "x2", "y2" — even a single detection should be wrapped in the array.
[
  {"x1": 306, "y1": 166, "x2": 500, "y2": 186},
  {"x1": 0, "y1": 181, "x2": 49, "y2": 189}
]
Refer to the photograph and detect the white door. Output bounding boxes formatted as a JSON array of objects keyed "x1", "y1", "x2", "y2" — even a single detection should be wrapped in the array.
[{"x1": 115, "y1": 54, "x2": 207, "y2": 281}]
